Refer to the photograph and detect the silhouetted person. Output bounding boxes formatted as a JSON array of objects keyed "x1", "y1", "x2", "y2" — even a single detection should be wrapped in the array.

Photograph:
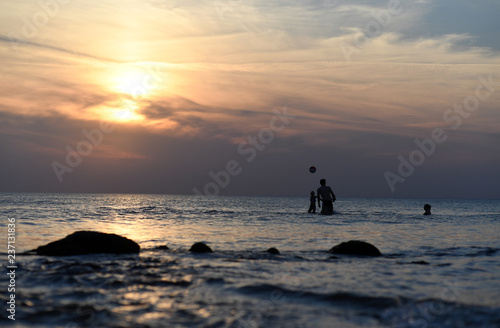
[
  {"x1": 317, "y1": 179, "x2": 336, "y2": 215},
  {"x1": 423, "y1": 204, "x2": 431, "y2": 215},
  {"x1": 308, "y1": 191, "x2": 317, "y2": 213}
]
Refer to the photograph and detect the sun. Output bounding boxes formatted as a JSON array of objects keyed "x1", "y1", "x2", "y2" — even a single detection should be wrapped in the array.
[
  {"x1": 111, "y1": 63, "x2": 163, "y2": 98},
  {"x1": 114, "y1": 68, "x2": 151, "y2": 97}
]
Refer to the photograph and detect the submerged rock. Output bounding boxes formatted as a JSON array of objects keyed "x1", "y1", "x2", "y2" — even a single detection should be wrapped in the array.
[
  {"x1": 156, "y1": 245, "x2": 169, "y2": 250},
  {"x1": 32, "y1": 231, "x2": 140, "y2": 256},
  {"x1": 328, "y1": 240, "x2": 381, "y2": 257},
  {"x1": 265, "y1": 247, "x2": 280, "y2": 255},
  {"x1": 189, "y1": 242, "x2": 213, "y2": 253}
]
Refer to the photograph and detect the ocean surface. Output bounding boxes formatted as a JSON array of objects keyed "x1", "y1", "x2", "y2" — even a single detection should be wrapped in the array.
[{"x1": 1, "y1": 193, "x2": 499, "y2": 328}]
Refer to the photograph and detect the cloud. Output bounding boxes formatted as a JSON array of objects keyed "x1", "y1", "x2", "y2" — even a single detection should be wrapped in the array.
[
  {"x1": 1, "y1": 0, "x2": 499, "y2": 198},
  {"x1": 402, "y1": 0, "x2": 500, "y2": 51},
  {"x1": 0, "y1": 35, "x2": 119, "y2": 63}
]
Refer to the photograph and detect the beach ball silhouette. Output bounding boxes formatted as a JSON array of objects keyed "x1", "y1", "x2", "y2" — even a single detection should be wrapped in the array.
[{"x1": 309, "y1": 166, "x2": 316, "y2": 173}]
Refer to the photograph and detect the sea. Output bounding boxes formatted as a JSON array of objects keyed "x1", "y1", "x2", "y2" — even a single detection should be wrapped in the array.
[{"x1": 1, "y1": 192, "x2": 499, "y2": 328}]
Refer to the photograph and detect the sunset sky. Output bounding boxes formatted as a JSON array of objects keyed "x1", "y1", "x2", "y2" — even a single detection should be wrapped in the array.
[{"x1": 1, "y1": 0, "x2": 499, "y2": 198}]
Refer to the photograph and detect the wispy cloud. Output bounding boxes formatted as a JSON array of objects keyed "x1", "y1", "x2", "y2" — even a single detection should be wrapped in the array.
[{"x1": 0, "y1": 35, "x2": 120, "y2": 63}]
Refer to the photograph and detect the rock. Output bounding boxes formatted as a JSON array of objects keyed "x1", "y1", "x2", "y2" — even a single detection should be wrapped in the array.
[
  {"x1": 156, "y1": 245, "x2": 169, "y2": 250},
  {"x1": 189, "y1": 242, "x2": 212, "y2": 253},
  {"x1": 265, "y1": 247, "x2": 280, "y2": 254},
  {"x1": 328, "y1": 240, "x2": 381, "y2": 257},
  {"x1": 32, "y1": 231, "x2": 140, "y2": 256}
]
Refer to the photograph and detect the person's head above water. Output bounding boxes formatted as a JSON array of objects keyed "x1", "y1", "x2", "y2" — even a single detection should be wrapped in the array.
[
  {"x1": 320, "y1": 179, "x2": 326, "y2": 186},
  {"x1": 423, "y1": 204, "x2": 431, "y2": 215}
]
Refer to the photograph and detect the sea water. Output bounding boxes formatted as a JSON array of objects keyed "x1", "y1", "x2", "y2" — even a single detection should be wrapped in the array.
[{"x1": 0, "y1": 193, "x2": 499, "y2": 327}]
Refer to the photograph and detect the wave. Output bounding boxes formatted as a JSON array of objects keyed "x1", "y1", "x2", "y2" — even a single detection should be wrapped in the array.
[
  {"x1": 203, "y1": 209, "x2": 236, "y2": 215},
  {"x1": 234, "y1": 283, "x2": 402, "y2": 309},
  {"x1": 421, "y1": 246, "x2": 500, "y2": 257},
  {"x1": 233, "y1": 284, "x2": 500, "y2": 327},
  {"x1": 381, "y1": 299, "x2": 500, "y2": 328}
]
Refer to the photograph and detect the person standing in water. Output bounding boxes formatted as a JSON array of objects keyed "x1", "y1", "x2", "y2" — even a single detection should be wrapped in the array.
[
  {"x1": 308, "y1": 191, "x2": 317, "y2": 213},
  {"x1": 317, "y1": 179, "x2": 336, "y2": 215}
]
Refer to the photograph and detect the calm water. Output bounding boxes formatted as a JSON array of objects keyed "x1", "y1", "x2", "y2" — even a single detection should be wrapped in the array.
[{"x1": 1, "y1": 193, "x2": 499, "y2": 327}]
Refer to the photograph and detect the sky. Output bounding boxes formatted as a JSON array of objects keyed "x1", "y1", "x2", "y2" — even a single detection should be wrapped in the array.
[{"x1": 0, "y1": 0, "x2": 499, "y2": 199}]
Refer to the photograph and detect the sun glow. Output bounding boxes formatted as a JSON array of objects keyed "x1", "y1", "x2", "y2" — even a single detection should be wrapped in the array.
[
  {"x1": 97, "y1": 62, "x2": 169, "y2": 123},
  {"x1": 111, "y1": 64, "x2": 163, "y2": 98},
  {"x1": 96, "y1": 99, "x2": 145, "y2": 123},
  {"x1": 113, "y1": 108, "x2": 140, "y2": 121}
]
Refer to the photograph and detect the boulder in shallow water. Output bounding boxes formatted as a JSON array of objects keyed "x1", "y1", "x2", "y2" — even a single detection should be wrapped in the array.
[
  {"x1": 328, "y1": 240, "x2": 381, "y2": 257},
  {"x1": 33, "y1": 231, "x2": 140, "y2": 256},
  {"x1": 189, "y1": 242, "x2": 213, "y2": 253}
]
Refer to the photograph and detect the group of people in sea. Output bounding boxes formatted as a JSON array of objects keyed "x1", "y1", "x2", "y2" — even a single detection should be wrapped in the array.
[
  {"x1": 308, "y1": 178, "x2": 432, "y2": 216},
  {"x1": 308, "y1": 179, "x2": 336, "y2": 215}
]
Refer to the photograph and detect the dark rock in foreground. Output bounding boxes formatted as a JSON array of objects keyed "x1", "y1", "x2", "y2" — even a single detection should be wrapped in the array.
[
  {"x1": 32, "y1": 231, "x2": 140, "y2": 256},
  {"x1": 189, "y1": 242, "x2": 213, "y2": 253},
  {"x1": 266, "y1": 247, "x2": 280, "y2": 254},
  {"x1": 328, "y1": 240, "x2": 381, "y2": 257}
]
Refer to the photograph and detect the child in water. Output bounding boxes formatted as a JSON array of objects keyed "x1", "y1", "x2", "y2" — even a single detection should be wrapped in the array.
[{"x1": 308, "y1": 191, "x2": 317, "y2": 213}]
